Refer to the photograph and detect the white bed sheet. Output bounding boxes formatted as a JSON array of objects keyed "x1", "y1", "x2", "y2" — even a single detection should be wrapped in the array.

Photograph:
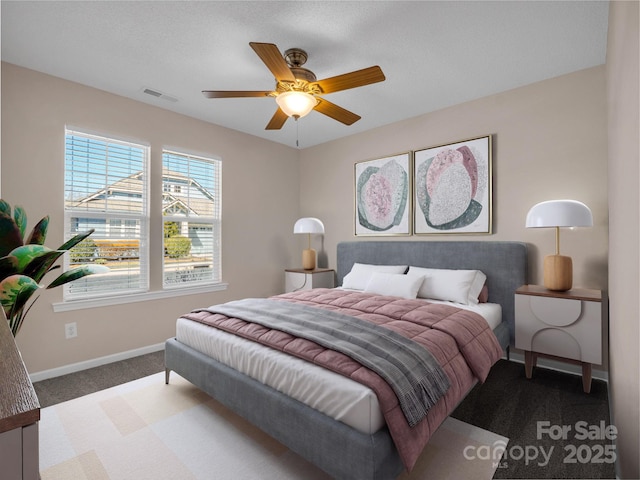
[
  {"x1": 175, "y1": 299, "x2": 501, "y2": 435},
  {"x1": 420, "y1": 299, "x2": 502, "y2": 330}
]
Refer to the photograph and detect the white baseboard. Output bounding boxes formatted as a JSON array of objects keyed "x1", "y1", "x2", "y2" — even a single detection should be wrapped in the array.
[
  {"x1": 29, "y1": 342, "x2": 165, "y2": 383},
  {"x1": 506, "y1": 350, "x2": 608, "y2": 382}
]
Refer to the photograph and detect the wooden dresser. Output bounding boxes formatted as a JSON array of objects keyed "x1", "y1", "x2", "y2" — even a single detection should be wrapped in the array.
[{"x1": 0, "y1": 317, "x2": 40, "y2": 479}]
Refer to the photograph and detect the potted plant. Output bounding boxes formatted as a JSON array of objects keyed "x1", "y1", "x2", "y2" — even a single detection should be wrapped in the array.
[{"x1": 0, "y1": 199, "x2": 107, "y2": 336}]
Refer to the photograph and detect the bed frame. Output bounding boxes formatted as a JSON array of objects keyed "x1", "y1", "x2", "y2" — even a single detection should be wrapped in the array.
[{"x1": 165, "y1": 240, "x2": 527, "y2": 479}]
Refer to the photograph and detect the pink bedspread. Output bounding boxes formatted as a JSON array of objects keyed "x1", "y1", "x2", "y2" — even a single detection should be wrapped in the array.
[{"x1": 181, "y1": 288, "x2": 503, "y2": 471}]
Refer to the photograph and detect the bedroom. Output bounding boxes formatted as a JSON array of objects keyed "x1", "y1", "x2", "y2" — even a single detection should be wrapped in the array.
[{"x1": 0, "y1": 1, "x2": 637, "y2": 479}]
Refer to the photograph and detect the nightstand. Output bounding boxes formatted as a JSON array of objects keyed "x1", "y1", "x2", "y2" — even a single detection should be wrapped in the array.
[
  {"x1": 515, "y1": 285, "x2": 602, "y2": 393},
  {"x1": 285, "y1": 268, "x2": 335, "y2": 293}
]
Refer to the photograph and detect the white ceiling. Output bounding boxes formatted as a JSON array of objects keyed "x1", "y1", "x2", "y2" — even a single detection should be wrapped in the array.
[{"x1": 1, "y1": 1, "x2": 609, "y2": 149}]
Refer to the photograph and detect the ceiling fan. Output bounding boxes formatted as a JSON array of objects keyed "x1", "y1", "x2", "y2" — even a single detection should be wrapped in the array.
[{"x1": 202, "y1": 42, "x2": 386, "y2": 130}]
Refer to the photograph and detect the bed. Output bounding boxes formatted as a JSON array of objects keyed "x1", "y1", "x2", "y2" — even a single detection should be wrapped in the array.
[{"x1": 165, "y1": 240, "x2": 527, "y2": 479}]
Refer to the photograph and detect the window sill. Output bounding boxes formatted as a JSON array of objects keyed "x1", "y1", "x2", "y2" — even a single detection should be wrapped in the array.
[{"x1": 52, "y1": 282, "x2": 229, "y2": 312}]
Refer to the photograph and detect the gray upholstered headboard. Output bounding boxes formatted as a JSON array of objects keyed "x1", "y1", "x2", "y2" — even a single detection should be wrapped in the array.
[{"x1": 336, "y1": 241, "x2": 528, "y2": 345}]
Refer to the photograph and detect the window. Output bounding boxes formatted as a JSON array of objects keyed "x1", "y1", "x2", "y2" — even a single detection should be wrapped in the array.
[
  {"x1": 162, "y1": 150, "x2": 221, "y2": 287},
  {"x1": 63, "y1": 131, "x2": 222, "y2": 305},
  {"x1": 64, "y1": 130, "x2": 149, "y2": 299}
]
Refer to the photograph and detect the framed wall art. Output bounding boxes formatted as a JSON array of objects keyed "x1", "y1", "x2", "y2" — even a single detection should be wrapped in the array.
[
  {"x1": 413, "y1": 135, "x2": 492, "y2": 234},
  {"x1": 354, "y1": 152, "x2": 411, "y2": 236}
]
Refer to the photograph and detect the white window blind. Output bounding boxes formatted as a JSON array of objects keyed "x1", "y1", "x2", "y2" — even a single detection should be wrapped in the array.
[
  {"x1": 64, "y1": 130, "x2": 149, "y2": 299},
  {"x1": 162, "y1": 150, "x2": 221, "y2": 287}
]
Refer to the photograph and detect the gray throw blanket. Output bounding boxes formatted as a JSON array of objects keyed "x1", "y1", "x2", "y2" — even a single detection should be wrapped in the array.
[{"x1": 200, "y1": 298, "x2": 450, "y2": 427}]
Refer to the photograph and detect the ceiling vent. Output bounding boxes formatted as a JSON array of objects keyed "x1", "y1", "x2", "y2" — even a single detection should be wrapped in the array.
[{"x1": 142, "y1": 87, "x2": 178, "y2": 103}]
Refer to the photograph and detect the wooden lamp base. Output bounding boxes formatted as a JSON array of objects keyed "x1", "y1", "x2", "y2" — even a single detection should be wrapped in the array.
[
  {"x1": 302, "y1": 248, "x2": 317, "y2": 270},
  {"x1": 543, "y1": 254, "x2": 573, "y2": 291}
]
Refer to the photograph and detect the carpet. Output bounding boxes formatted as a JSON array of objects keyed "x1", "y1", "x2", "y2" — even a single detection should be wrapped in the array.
[{"x1": 40, "y1": 372, "x2": 508, "y2": 479}]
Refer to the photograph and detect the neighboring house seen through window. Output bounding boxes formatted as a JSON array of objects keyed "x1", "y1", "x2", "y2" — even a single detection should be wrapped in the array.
[
  {"x1": 64, "y1": 130, "x2": 222, "y2": 303},
  {"x1": 162, "y1": 150, "x2": 221, "y2": 287},
  {"x1": 64, "y1": 130, "x2": 149, "y2": 299}
]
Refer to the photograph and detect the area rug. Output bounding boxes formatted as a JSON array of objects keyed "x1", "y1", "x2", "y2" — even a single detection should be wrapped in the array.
[{"x1": 40, "y1": 372, "x2": 508, "y2": 479}]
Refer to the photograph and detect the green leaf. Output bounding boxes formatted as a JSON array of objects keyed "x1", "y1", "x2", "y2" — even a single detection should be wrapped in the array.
[
  {"x1": 58, "y1": 229, "x2": 95, "y2": 251},
  {"x1": 0, "y1": 212, "x2": 23, "y2": 257},
  {"x1": 7, "y1": 283, "x2": 41, "y2": 336},
  {"x1": 14, "y1": 206, "x2": 27, "y2": 241},
  {"x1": 46, "y1": 264, "x2": 109, "y2": 289},
  {"x1": 0, "y1": 255, "x2": 20, "y2": 279},
  {"x1": 0, "y1": 199, "x2": 11, "y2": 217},
  {"x1": 7, "y1": 244, "x2": 56, "y2": 272},
  {"x1": 4, "y1": 244, "x2": 67, "y2": 284},
  {"x1": 23, "y1": 248, "x2": 67, "y2": 283},
  {"x1": 26, "y1": 216, "x2": 49, "y2": 245},
  {"x1": 0, "y1": 274, "x2": 40, "y2": 321},
  {"x1": 9, "y1": 293, "x2": 41, "y2": 336}
]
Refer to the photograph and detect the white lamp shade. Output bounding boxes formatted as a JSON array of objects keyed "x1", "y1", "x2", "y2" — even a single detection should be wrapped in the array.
[
  {"x1": 525, "y1": 200, "x2": 593, "y2": 228},
  {"x1": 276, "y1": 91, "x2": 317, "y2": 118},
  {"x1": 293, "y1": 217, "x2": 325, "y2": 234}
]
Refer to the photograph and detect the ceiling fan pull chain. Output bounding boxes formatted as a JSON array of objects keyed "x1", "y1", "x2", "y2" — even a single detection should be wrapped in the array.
[{"x1": 296, "y1": 117, "x2": 300, "y2": 148}]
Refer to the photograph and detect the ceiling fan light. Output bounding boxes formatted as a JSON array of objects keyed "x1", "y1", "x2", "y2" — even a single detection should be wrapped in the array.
[{"x1": 275, "y1": 91, "x2": 317, "y2": 118}]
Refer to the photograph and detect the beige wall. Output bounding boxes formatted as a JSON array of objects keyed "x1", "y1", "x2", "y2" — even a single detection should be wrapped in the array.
[
  {"x1": 300, "y1": 66, "x2": 608, "y2": 290},
  {"x1": 1, "y1": 63, "x2": 301, "y2": 373},
  {"x1": 606, "y1": 1, "x2": 640, "y2": 478},
  {"x1": 300, "y1": 66, "x2": 610, "y2": 376}
]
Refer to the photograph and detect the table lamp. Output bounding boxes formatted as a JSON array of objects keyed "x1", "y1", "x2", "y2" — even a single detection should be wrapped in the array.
[
  {"x1": 525, "y1": 199, "x2": 593, "y2": 291},
  {"x1": 293, "y1": 217, "x2": 324, "y2": 270}
]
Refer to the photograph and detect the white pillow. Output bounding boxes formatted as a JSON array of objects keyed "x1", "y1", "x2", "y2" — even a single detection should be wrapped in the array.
[
  {"x1": 342, "y1": 263, "x2": 408, "y2": 290},
  {"x1": 468, "y1": 270, "x2": 488, "y2": 305},
  {"x1": 364, "y1": 272, "x2": 425, "y2": 299},
  {"x1": 406, "y1": 266, "x2": 487, "y2": 305}
]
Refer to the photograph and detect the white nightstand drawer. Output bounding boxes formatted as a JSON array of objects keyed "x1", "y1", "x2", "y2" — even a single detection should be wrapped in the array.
[
  {"x1": 515, "y1": 288, "x2": 602, "y2": 364},
  {"x1": 531, "y1": 328, "x2": 581, "y2": 360},
  {"x1": 529, "y1": 295, "x2": 581, "y2": 327}
]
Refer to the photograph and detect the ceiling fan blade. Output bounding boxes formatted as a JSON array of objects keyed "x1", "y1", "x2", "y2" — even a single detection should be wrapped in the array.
[
  {"x1": 202, "y1": 90, "x2": 273, "y2": 99},
  {"x1": 312, "y1": 66, "x2": 385, "y2": 94},
  {"x1": 249, "y1": 42, "x2": 296, "y2": 83},
  {"x1": 265, "y1": 108, "x2": 289, "y2": 130},
  {"x1": 313, "y1": 98, "x2": 361, "y2": 125}
]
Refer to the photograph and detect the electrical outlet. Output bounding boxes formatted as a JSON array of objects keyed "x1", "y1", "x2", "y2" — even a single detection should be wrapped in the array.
[{"x1": 65, "y1": 322, "x2": 78, "y2": 339}]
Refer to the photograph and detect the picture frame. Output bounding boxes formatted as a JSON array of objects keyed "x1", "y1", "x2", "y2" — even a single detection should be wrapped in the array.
[
  {"x1": 354, "y1": 152, "x2": 412, "y2": 236},
  {"x1": 413, "y1": 135, "x2": 492, "y2": 235}
]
